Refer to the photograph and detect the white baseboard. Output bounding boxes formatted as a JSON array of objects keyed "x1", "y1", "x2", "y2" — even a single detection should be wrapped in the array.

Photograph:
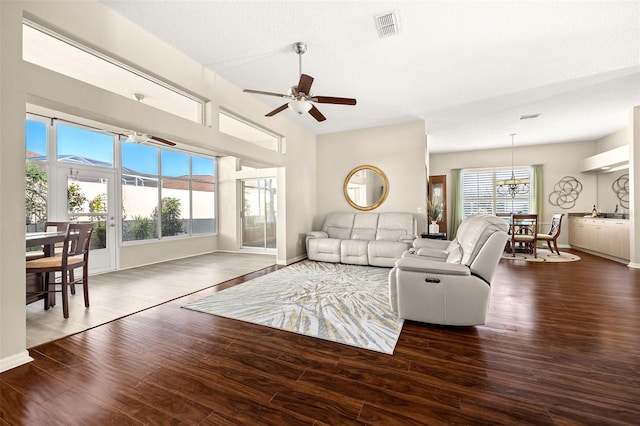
[
  {"x1": 283, "y1": 254, "x2": 307, "y2": 265},
  {"x1": 0, "y1": 350, "x2": 33, "y2": 373}
]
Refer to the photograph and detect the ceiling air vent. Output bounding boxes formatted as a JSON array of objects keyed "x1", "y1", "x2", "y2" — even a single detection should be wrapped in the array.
[{"x1": 375, "y1": 12, "x2": 399, "y2": 38}]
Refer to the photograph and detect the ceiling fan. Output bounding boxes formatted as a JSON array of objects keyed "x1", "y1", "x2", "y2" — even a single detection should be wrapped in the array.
[
  {"x1": 243, "y1": 42, "x2": 356, "y2": 122},
  {"x1": 123, "y1": 131, "x2": 176, "y2": 146}
]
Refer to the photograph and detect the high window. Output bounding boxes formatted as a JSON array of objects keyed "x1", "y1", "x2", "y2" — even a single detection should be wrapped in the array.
[
  {"x1": 23, "y1": 21, "x2": 205, "y2": 124},
  {"x1": 219, "y1": 109, "x2": 282, "y2": 152},
  {"x1": 462, "y1": 167, "x2": 530, "y2": 217}
]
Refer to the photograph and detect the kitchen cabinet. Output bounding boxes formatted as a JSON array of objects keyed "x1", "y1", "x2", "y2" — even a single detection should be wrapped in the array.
[
  {"x1": 569, "y1": 217, "x2": 630, "y2": 260},
  {"x1": 611, "y1": 220, "x2": 630, "y2": 259},
  {"x1": 568, "y1": 218, "x2": 589, "y2": 248}
]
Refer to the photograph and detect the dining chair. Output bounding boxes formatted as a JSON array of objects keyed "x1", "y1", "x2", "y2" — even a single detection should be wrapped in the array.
[
  {"x1": 511, "y1": 214, "x2": 538, "y2": 258},
  {"x1": 495, "y1": 213, "x2": 513, "y2": 251},
  {"x1": 25, "y1": 222, "x2": 95, "y2": 318},
  {"x1": 25, "y1": 221, "x2": 70, "y2": 261},
  {"x1": 536, "y1": 213, "x2": 564, "y2": 255}
]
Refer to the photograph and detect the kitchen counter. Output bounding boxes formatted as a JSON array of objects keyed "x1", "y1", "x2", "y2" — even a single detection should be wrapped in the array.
[
  {"x1": 569, "y1": 216, "x2": 630, "y2": 261},
  {"x1": 568, "y1": 213, "x2": 629, "y2": 220}
]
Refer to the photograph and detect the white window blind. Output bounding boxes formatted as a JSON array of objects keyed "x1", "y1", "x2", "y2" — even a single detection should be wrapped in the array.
[{"x1": 462, "y1": 167, "x2": 530, "y2": 218}]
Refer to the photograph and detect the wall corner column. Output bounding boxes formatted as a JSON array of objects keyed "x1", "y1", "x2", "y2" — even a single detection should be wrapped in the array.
[
  {"x1": 628, "y1": 106, "x2": 640, "y2": 268},
  {"x1": 0, "y1": 1, "x2": 32, "y2": 372}
]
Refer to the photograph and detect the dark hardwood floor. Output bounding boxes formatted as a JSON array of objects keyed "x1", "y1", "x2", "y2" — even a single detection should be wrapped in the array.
[{"x1": 2, "y1": 250, "x2": 639, "y2": 425}]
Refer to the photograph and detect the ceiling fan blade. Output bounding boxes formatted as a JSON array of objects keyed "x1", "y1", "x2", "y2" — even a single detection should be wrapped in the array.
[
  {"x1": 297, "y1": 74, "x2": 314, "y2": 95},
  {"x1": 266, "y1": 103, "x2": 289, "y2": 117},
  {"x1": 149, "y1": 135, "x2": 177, "y2": 146},
  {"x1": 308, "y1": 105, "x2": 326, "y2": 122},
  {"x1": 313, "y1": 96, "x2": 357, "y2": 106},
  {"x1": 243, "y1": 89, "x2": 289, "y2": 98}
]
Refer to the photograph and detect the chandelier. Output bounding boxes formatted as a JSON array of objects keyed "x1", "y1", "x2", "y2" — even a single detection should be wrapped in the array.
[{"x1": 497, "y1": 133, "x2": 530, "y2": 198}]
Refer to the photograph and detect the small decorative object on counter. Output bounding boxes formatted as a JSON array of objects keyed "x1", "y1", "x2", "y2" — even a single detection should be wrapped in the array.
[{"x1": 591, "y1": 205, "x2": 598, "y2": 217}]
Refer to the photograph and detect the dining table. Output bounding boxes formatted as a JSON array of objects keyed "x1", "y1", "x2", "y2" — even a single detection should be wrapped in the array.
[
  {"x1": 26, "y1": 230, "x2": 67, "y2": 254},
  {"x1": 25, "y1": 231, "x2": 67, "y2": 305}
]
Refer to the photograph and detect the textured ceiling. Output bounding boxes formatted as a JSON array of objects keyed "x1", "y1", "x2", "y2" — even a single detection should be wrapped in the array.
[{"x1": 101, "y1": 1, "x2": 640, "y2": 153}]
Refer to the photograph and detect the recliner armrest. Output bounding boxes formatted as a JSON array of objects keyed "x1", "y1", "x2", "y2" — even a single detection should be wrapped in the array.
[
  {"x1": 399, "y1": 235, "x2": 416, "y2": 244},
  {"x1": 394, "y1": 257, "x2": 471, "y2": 276},
  {"x1": 415, "y1": 247, "x2": 449, "y2": 260},
  {"x1": 413, "y1": 238, "x2": 450, "y2": 250},
  {"x1": 306, "y1": 231, "x2": 328, "y2": 239}
]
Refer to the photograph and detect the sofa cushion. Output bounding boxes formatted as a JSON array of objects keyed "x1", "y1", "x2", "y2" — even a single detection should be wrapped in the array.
[
  {"x1": 350, "y1": 213, "x2": 379, "y2": 241},
  {"x1": 341, "y1": 239, "x2": 369, "y2": 265},
  {"x1": 375, "y1": 213, "x2": 415, "y2": 242},
  {"x1": 307, "y1": 238, "x2": 341, "y2": 263},
  {"x1": 323, "y1": 213, "x2": 355, "y2": 239},
  {"x1": 368, "y1": 240, "x2": 410, "y2": 267}
]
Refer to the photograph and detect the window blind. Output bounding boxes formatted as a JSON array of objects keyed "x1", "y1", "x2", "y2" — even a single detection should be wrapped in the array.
[{"x1": 462, "y1": 167, "x2": 530, "y2": 217}]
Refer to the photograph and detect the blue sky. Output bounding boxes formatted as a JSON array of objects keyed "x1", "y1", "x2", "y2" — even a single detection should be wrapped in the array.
[{"x1": 26, "y1": 120, "x2": 214, "y2": 177}]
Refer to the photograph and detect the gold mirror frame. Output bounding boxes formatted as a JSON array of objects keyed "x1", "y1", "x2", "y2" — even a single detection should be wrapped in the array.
[{"x1": 343, "y1": 165, "x2": 389, "y2": 211}]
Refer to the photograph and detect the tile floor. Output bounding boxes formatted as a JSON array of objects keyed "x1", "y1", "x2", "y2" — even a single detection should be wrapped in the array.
[{"x1": 26, "y1": 251, "x2": 276, "y2": 348}]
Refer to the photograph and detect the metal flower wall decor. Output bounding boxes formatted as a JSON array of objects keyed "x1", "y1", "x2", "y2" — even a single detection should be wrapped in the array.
[
  {"x1": 612, "y1": 174, "x2": 629, "y2": 209},
  {"x1": 549, "y1": 176, "x2": 583, "y2": 209}
]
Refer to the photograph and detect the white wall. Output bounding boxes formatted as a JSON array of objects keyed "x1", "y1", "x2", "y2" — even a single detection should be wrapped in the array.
[
  {"x1": 430, "y1": 140, "x2": 602, "y2": 246},
  {"x1": 315, "y1": 120, "x2": 427, "y2": 233},
  {"x1": 596, "y1": 127, "x2": 629, "y2": 151},
  {"x1": 1, "y1": 0, "x2": 316, "y2": 371}
]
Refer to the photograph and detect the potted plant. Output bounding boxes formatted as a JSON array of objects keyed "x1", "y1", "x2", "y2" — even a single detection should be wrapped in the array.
[{"x1": 428, "y1": 200, "x2": 442, "y2": 233}]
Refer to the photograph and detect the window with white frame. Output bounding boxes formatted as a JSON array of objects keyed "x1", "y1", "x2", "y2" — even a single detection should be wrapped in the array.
[
  {"x1": 121, "y1": 140, "x2": 217, "y2": 241},
  {"x1": 219, "y1": 109, "x2": 282, "y2": 152},
  {"x1": 23, "y1": 21, "x2": 205, "y2": 124},
  {"x1": 24, "y1": 114, "x2": 217, "y2": 241},
  {"x1": 462, "y1": 167, "x2": 530, "y2": 218}
]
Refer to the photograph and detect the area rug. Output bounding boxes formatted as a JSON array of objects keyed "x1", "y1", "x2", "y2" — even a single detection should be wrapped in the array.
[
  {"x1": 501, "y1": 248, "x2": 580, "y2": 262},
  {"x1": 182, "y1": 260, "x2": 404, "y2": 354}
]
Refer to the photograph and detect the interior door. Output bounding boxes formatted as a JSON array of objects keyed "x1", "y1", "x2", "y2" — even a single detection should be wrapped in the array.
[
  {"x1": 57, "y1": 168, "x2": 117, "y2": 273},
  {"x1": 241, "y1": 178, "x2": 276, "y2": 250}
]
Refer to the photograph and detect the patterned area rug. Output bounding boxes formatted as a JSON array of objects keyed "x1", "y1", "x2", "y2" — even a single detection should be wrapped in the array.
[
  {"x1": 502, "y1": 248, "x2": 580, "y2": 262},
  {"x1": 183, "y1": 260, "x2": 404, "y2": 354}
]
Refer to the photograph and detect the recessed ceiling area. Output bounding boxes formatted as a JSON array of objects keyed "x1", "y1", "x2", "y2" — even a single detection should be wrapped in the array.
[{"x1": 100, "y1": 1, "x2": 640, "y2": 153}]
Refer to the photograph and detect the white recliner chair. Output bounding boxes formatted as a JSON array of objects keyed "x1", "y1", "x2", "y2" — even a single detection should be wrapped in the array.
[{"x1": 389, "y1": 214, "x2": 508, "y2": 326}]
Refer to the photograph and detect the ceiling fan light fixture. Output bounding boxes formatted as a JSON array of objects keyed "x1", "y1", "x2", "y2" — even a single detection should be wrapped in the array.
[
  {"x1": 126, "y1": 133, "x2": 148, "y2": 144},
  {"x1": 288, "y1": 100, "x2": 312, "y2": 115},
  {"x1": 243, "y1": 42, "x2": 356, "y2": 121}
]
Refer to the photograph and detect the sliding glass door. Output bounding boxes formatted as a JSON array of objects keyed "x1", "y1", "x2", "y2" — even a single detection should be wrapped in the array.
[{"x1": 241, "y1": 178, "x2": 276, "y2": 250}]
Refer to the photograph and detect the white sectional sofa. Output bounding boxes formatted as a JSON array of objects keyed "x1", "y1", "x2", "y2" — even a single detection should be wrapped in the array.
[{"x1": 306, "y1": 212, "x2": 417, "y2": 267}]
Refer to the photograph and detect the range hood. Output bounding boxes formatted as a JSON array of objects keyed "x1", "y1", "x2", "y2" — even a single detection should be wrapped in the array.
[{"x1": 582, "y1": 145, "x2": 629, "y2": 173}]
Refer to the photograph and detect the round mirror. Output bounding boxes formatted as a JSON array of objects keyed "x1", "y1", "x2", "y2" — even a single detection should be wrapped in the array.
[{"x1": 343, "y1": 165, "x2": 389, "y2": 211}]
